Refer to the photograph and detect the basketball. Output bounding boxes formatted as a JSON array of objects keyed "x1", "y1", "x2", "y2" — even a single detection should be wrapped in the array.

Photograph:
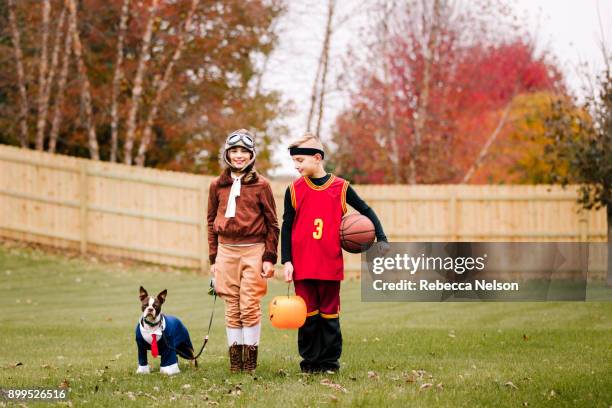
[{"x1": 340, "y1": 213, "x2": 375, "y2": 253}]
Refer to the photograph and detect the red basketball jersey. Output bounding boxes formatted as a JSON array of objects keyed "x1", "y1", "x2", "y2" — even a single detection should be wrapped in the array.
[{"x1": 290, "y1": 175, "x2": 349, "y2": 281}]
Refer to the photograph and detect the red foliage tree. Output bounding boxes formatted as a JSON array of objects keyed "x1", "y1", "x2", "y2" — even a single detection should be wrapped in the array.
[{"x1": 332, "y1": 1, "x2": 565, "y2": 184}]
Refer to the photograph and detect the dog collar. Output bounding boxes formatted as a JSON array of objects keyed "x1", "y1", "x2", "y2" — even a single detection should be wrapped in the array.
[{"x1": 142, "y1": 314, "x2": 163, "y2": 327}]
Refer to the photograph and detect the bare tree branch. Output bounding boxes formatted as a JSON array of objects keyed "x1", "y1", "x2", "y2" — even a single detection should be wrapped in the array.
[
  {"x1": 462, "y1": 100, "x2": 513, "y2": 183},
  {"x1": 124, "y1": 0, "x2": 160, "y2": 165},
  {"x1": 8, "y1": 0, "x2": 29, "y2": 148},
  {"x1": 135, "y1": 0, "x2": 201, "y2": 167},
  {"x1": 110, "y1": 0, "x2": 131, "y2": 163}
]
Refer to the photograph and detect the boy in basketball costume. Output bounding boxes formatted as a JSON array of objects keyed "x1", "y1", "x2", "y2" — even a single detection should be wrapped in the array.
[{"x1": 282, "y1": 133, "x2": 388, "y2": 373}]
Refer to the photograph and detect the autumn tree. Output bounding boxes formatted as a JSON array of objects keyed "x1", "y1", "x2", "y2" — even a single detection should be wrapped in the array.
[
  {"x1": 0, "y1": 0, "x2": 286, "y2": 175},
  {"x1": 544, "y1": 67, "x2": 612, "y2": 285},
  {"x1": 330, "y1": 0, "x2": 565, "y2": 184}
]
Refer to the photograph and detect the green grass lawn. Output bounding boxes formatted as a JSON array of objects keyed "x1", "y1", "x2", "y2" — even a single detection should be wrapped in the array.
[{"x1": 1, "y1": 243, "x2": 611, "y2": 407}]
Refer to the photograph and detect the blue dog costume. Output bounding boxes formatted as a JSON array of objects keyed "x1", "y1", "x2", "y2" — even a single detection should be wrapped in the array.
[{"x1": 135, "y1": 314, "x2": 194, "y2": 375}]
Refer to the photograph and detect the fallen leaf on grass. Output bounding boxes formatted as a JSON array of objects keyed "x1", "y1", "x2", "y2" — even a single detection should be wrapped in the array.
[
  {"x1": 504, "y1": 381, "x2": 518, "y2": 390},
  {"x1": 109, "y1": 353, "x2": 122, "y2": 362},
  {"x1": 320, "y1": 379, "x2": 347, "y2": 393}
]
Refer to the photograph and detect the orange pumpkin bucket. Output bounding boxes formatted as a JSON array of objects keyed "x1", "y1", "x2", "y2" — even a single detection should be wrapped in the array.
[{"x1": 269, "y1": 284, "x2": 307, "y2": 329}]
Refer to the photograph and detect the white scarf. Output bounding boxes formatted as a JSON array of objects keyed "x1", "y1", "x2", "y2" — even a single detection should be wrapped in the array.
[{"x1": 225, "y1": 173, "x2": 243, "y2": 218}]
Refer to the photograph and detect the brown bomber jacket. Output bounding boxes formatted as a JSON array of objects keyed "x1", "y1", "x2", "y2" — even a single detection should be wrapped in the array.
[{"x1": 207, "y1": 167, "x2": 279, "y2": 265}]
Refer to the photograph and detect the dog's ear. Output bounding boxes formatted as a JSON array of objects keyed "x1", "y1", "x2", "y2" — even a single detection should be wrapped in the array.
[
  {"x1": 139, "y1": 286, "x2": 148, "y2": 302},
  {"x1": 157, "y1": 289, "x2": 167, "y2": 304}
]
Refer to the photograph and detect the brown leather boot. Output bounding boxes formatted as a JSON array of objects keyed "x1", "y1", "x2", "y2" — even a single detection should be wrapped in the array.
[
  {"x1": 243, "y1": 345, "x2": 258, "y2": 373},
  {"x1": 229, "y1": 342, "x2": 243, "y2": 373}
]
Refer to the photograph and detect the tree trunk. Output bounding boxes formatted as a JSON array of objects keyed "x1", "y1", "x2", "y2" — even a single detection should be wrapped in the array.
[
  {"x1": 607, "y1": 204, "x2": 611, "y2": 286},
  {"x1": 380, "y1": 0, "x2": 400, "y2": 184},
  {"x1": 66, "y1": 0, "x2": 99, "y2": 160},
  {"x1": 124, "y1": 0, "x2": 160, "y2": 165},
  {"x1": 48, "y1": 14, "x2": 73, "y2": 154},
  {"x1": 35, "y1": 0, "x2": 51, "y2": 151},
  {"x1": 135, "y1": 0, "x2": 200, "y2": 167},
  {"x1": 306, "y1": 38, "x2": 324, "y2": 132},
  {"x1": 110, "y1": 0, "x2": 131, "y2": 163},
  {"x1": 408, "y1": 0, "x2": 439, "y2": 185},
  {"x1": 314, "y1": 0, "x2": 335, "y2": 138},
  {"x1": 38, "y1": 7, "x2": 67, "y2": 152},
  {"x1": 8, "y1": 0, "x2": 29, "y2": 148}
]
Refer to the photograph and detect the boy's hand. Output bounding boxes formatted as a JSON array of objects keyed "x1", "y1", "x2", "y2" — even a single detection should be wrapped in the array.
[
  {"x1": 374, "y1": 241, "x2": 390, "y2": 257},
  {"x1": 261, "y1": 261, "x2": 274, "y2": 278},
  {"x1": 283, "y1": 262, "x2": 294, "y2": 282}
]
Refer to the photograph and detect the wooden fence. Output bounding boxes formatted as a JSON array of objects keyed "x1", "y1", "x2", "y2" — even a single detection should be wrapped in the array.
[{"x1": 0, "y1": 144, "x2": 607, "y2": 274}]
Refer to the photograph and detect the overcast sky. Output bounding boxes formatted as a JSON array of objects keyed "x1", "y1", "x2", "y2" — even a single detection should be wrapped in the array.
[{"x1": 260, "y1": 0, "x2": 612, "y2": 177}]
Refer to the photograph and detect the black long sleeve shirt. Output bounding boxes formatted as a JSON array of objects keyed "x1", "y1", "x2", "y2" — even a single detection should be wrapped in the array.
[{"x1": 281, "y1": 174, "x2": 388, "y2": 264}]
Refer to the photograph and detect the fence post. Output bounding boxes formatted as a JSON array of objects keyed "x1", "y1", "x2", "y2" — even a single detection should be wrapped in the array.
[
  {"x1": 79, "y1": 161, "x2": 88, "y2": 254},
  {"x1": 199, "y1": 178, "x2": 208, "y2": 274},
  {"x1": 449, "y1": 189, "x2": 458, "y2": 241},
  {"x1": 578, "y1": 211, "x2": 589, "y2": 242}
]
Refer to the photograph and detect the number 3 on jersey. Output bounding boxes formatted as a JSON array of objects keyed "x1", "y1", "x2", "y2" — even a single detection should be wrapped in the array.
[{"x1": 312, "y1": 218, "x2": 323, "y2": 239}]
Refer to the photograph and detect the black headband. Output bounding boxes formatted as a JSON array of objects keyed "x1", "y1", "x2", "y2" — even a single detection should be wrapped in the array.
[{"x1": 289, "y1": 146, "x2": 325, "y2": 159}]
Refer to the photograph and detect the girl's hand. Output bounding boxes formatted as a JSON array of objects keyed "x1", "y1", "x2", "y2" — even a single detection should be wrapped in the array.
[
  {"x1": 261, "y1": 261, "x2": 274, "y2": 278},
  {"x1": 208, "y1": 264, "x2": 217, "y2": 296},
  {"x1": 210, "y1": 263, "x2": 216, "y2": 277},
  {"x1": 283, "y1": 262, "x2": 294, "y2": 282}
]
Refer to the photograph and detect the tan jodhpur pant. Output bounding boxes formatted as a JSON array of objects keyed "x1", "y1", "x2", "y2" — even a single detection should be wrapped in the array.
[{"x1": 214, "y1": 243, "x2": 267, "y2": 328}]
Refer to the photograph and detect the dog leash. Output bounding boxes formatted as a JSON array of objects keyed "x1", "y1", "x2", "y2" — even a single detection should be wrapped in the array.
[
  {"x1": 193, "y1": 292, "x2": 217, "y2": 359},
  {"x1": 159, "y1": 292, "x2": 217, "y2": 363}
]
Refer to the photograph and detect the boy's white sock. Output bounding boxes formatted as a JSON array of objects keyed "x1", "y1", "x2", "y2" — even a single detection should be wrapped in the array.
[
  {"x1": 226, "y1": 327, "x2": 243, "y2": 346},
  {"x1": 243, "y1": 322, "x2": 261, "y2": 346}
]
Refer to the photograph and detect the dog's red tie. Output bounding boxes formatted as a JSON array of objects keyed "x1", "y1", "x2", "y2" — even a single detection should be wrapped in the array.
[{"x1": 151, "y1": 334, "x2": 159, "y2": 358}]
